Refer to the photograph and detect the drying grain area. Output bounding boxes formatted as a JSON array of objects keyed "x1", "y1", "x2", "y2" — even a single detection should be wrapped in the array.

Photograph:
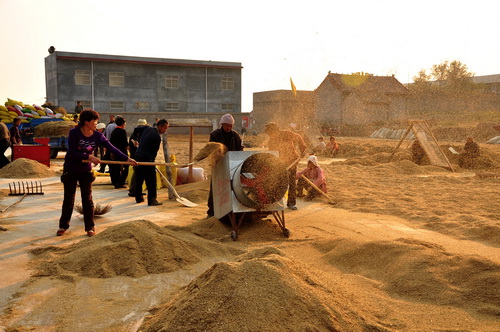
[{"x1": 0, "y1": 132, "x2": 499, "y2": 331}]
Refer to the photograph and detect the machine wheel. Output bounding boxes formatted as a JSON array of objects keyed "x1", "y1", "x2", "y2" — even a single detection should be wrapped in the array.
[
  {"x1": 283, "y1": 228, "x2": 290, "y2": 238},
  {"x1": 231, "y1": 231, "x2": 238, "y2": 241},
  {"x1": 50, "y1": 149, "x2": 59, "y2": 159}
]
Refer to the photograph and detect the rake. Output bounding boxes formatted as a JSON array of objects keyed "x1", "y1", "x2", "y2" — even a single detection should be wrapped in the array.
[{"x1": 8, "y1": 181, "x2": 44, "y2": 196}]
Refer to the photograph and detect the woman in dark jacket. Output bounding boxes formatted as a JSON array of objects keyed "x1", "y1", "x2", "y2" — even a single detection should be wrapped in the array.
[{"x1": 56, "y1": 109, "x2": 137, "y2": 237}]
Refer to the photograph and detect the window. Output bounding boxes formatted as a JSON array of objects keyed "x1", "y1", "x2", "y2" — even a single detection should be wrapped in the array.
[
  {"x1": 110, "y1": 101, "x2": 125, "y2": 110},
  {"x1": 135, "y1": 101, "x2": 150, "y2": 110},
  {"x1": 221, "y1": 103, "x2": 233, "y2": 111},
  {"x1": 109, "y1": 72, "x2": 124, "y2": 87},
  {"x1": 221, "y1": 77, "x2": 234, "y2": 90},
  {"x1": 165, "y1": 75, "x2": 179, "y2": 89},
  {"x1": 75, "y1": 70, "x2": 91, "y2": 85},
  {"x1": 166, "y1": 102, "x2": 179, "y2": 111}
]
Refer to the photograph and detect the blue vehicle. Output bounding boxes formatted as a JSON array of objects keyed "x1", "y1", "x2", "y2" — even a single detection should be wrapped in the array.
[{"x1": 8, "y1": 118, "x2": 69, "y2": 159}]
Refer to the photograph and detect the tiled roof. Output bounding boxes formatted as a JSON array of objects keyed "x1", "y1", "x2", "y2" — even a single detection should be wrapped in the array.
[{"x1": 326, "y1": 73, "x2": 409, "y2": 94}]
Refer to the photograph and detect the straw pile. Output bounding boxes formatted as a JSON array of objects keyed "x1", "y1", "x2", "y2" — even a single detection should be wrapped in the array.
[{"x1": 34, "y1": 121, "x2": 76, "y2": 137}]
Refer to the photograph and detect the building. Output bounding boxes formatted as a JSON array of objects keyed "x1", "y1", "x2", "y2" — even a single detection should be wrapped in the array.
[
  {"x1": 45, "y1": 51, "x2": 243, "y2": 133},
  {"x1": 252, "y1": 90, "x2": 314, "y2": 131},
  {"x1": 315, "y1": 73, "x2": 409, "y2": 125},
  {"x1": 472, "y1": 74, "x2": 500, "y2": 94}
]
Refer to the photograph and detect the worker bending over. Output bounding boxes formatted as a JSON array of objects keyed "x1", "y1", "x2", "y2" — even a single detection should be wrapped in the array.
[{"x1": 296, "y1": 155, "x2": 327, "y2": 201}]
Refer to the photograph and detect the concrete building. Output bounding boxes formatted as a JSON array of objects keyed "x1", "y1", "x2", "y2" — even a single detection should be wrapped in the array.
[{"x1": 45, "y1": 51, "x2": 243, "y2": 133}]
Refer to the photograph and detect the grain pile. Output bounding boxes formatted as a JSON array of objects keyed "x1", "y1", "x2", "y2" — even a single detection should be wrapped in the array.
[
  {"x1": 32, "y1": 220, "x2": 242, "y2": 279},
  {"x1": 34, "y1": 120, "x2": 76, "y2": 137},
  {"x1": 0, "y1": 158, "x2": 55, "y2": 178},
  {"x1": 140, "y1": 248, "x2": 372, "y2": 331}
]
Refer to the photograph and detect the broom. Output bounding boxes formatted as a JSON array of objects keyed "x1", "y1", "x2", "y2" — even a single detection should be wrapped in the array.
[{"x1": 74, "y1": 203, "x2": 112, "y2": 216}]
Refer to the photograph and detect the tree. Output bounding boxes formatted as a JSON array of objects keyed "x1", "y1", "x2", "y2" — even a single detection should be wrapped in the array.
[{"x1": 412, "y1": 60, "x2": 475, "y2": 92}]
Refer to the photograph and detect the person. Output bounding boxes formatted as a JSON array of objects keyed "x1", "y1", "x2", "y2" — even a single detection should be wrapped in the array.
[
  {"x1": 411, "y1": 140, "x2": 425, "y2": 165},
  {"x1": 296, "y1": 155, "x2": 327, "y2": 201},
  {"x1": 134, "y1": 119, "x2": 169, "y2": 206},
  {"x1": 10, "y1": 117, "x2": 22, "y2": 146},
  {"x1": 100, "y1": 115, "x2": 120, "y2": 173},
  {"x1": 152, "y1": 117, "x2": 160, "y2": 127},
  {"x1": 264, "y1": 122, "x2": 307, "y2": 210},
  {"x1": 206, "y1": 114, "x2": 244, "y2": 218},
  {"x1": 313, "y1": 136, "x2": 326, "y2": 154},
  {"x1": 325, "y1": 136, "x2": 340, "y2": 157},
  {"x1": 0, "y1": 122, "x2": 11, "y2": 169},
  {"x1": 56, "y1": 109, "x2": 137, "y2": 237},
  {"x1": 73, "y1": 114, "x2": 79, "y2": 126},
  {"x1": 128, "y1": 119, "x2": 149, "y2": 197},
  {"x1": 109, "y1": 116, "x2": 130, "y2": 188},
  {"x1": 74, "y1": 101, "x2": 83, "y2": 114},
  {"x1": 458, "y1": 136, "x2": 480, "y2": 169},
  {"x1": 94, "y1": 122, "x2": 106, "y2": 161}
]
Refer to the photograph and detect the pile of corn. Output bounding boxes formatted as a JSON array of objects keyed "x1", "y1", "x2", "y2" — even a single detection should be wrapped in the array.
[{"x1": 0, "y1": 98, "x2": 72, "y2": 124}]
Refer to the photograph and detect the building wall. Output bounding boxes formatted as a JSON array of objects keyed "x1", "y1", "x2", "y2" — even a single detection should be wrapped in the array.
[
  {"x1": 314, "y1": 83, "x2": 343, "y2": 124},
  {"x1": 45, "y1": 52, "x2": 242, "y2": 116}
]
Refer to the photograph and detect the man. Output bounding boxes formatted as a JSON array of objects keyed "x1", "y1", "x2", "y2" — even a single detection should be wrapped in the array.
[
  {"x1": 458, "y1": 136, "x2": 480, "y2": 169},
  {"x1": 128, "y1": 119, "x2": 149, "y2": 197},
  {"x1": 134, "y1": 119, "x2": 169, "y2": 206},
  {"x1": 74, "y1": 101, "x2": 83, "y2": 114},
  {"x1": 0, "y1": 121, "x2": 10, "y2": 169},
  {"x1": 207, "y1": 114, "x2": 243, "y2": 218},
  {"x1": 100, "y1": 115, "x2": 120, "y2": 173},
  {"x1": 264, "y1": 122, "x2": 307, "y2": 210},
  {"x1": 109, "y1": 117, "x2": 129, "y2": 188}
]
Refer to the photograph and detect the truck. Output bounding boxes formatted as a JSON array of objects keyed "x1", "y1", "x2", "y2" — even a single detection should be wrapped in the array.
[{"x1": 7, "y1": 118, "x2": 70, "y2": 159}]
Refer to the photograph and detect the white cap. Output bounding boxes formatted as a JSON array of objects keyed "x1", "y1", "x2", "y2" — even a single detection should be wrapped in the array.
[
  {"x1": 220, "y1": 114, "x2": 235, "y2": 125},
  {"x1": 96, "y1": 123, "x2": 106, "y2": 130},
  {"x1": 307, "y1": 155, "x2": 319, "y2": 167}
]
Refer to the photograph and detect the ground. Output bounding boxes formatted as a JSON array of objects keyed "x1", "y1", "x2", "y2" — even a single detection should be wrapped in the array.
[{"x1": 0, "y1": 134, "x2": 499, "y2": 331}]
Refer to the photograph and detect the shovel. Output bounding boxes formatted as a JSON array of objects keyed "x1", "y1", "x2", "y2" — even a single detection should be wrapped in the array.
[{"x1": 155, "y1": 167, "x2": 198, "y2": 207}]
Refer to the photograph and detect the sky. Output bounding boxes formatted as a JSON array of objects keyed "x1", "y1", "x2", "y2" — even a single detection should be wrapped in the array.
[{"x1": 1, "y1": 0, "x2": 499, "y2": 112}]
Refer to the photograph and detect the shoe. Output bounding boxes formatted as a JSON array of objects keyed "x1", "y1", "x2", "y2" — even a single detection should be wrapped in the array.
[
  {"x1": 287, "y1": 205, "x2": 298, "y2": 210},
  {"x1": 148, "y1": 200, "x2": 162, "y2": 206},
  {"x1": 136, "y1": 198, "x2": 145, "y2": 203},
  {"x1": 56, "y1": 228, "x2": 66, "y2": 236},
  {"x1": 87, "y1": 229, "x2": 96, "y2": 237}
]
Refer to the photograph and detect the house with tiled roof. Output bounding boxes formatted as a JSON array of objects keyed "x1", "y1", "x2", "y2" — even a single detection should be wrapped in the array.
[{"x1": 315, "y1": 72, "x2": 409, "y2": 125}]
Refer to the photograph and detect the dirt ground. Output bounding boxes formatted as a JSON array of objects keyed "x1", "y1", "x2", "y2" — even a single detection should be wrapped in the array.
[{"x1": 0, "y1": 133, "x2": 499, "y2": 331}]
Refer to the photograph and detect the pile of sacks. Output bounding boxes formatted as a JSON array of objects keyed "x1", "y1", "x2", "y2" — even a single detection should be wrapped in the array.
[
  {"x1": 370, "y1": 127, "x2": 415, "y2": 140},
  {"x1": 0, "y1": 98, "x2": 71, "y2": 124}
]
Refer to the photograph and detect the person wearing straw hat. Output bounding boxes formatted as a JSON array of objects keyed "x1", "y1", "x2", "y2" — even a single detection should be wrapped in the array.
[
  {"x1": 206, "y1": 114, "x2": 243, "y2": 218},
  {"x1": 296, "y1": 154, "x2": 327, "y2": 201}
]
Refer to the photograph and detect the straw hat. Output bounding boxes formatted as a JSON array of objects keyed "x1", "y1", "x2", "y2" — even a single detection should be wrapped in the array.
[{"x1": 136, "y1": 119, "x2": 147, "y2": 126}]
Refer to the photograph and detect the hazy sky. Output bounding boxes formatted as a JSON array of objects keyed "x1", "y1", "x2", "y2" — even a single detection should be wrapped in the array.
[{"x1": 1, "y1": 0, "x2": 499, "y2": 112}]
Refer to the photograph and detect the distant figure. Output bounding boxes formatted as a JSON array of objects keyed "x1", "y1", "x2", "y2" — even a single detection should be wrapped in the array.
[
  {"x1": 411, "y1": 140, "x2": 425, "y2": 165},
  {"x1": 128, "y1": 119, "x2": 149, "y2": 197},
  {"x1": 296, "y1": 155, "x2": 327, "y2": 201},
  {"x1": 152, "y1": 117, "x2": 160, "y2": 128},
  {"x1": 325, "y1": 136, "x2": 340, "y2": 157},
  {"x1": 458, "y1": 136, "x2": 480, "y2": 169},
  {"x1": 74, "y1": 101, "x2": 83, "y2": 114},
  {"x1": 313, "y1": 137, "x2": 326, "y2": 154}
]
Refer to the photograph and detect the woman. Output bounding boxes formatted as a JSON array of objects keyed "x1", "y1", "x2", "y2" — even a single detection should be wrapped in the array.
[
  {"x1": 57, "y1": 109, "x2": 137, "y2": 237},
  {"x1": 296, "y1": 155, "x2": 327, "y2": 201}
]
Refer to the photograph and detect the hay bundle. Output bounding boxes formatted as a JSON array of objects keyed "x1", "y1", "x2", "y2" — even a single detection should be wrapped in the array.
[
  {"x1": 74, "y1": 203, "x2": 112, "y2": 216},
  {"x1": 34, "y1": 121, "x2": 76, "y2": 137}
]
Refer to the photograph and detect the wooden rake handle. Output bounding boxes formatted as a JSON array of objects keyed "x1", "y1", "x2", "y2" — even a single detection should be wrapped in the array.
[
  {"x1": 83, "y1": 160, "x2": 192, "y2": 168},
  {"x1": 300, "y1": 174, "x2": 333, "y2": 203}
]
